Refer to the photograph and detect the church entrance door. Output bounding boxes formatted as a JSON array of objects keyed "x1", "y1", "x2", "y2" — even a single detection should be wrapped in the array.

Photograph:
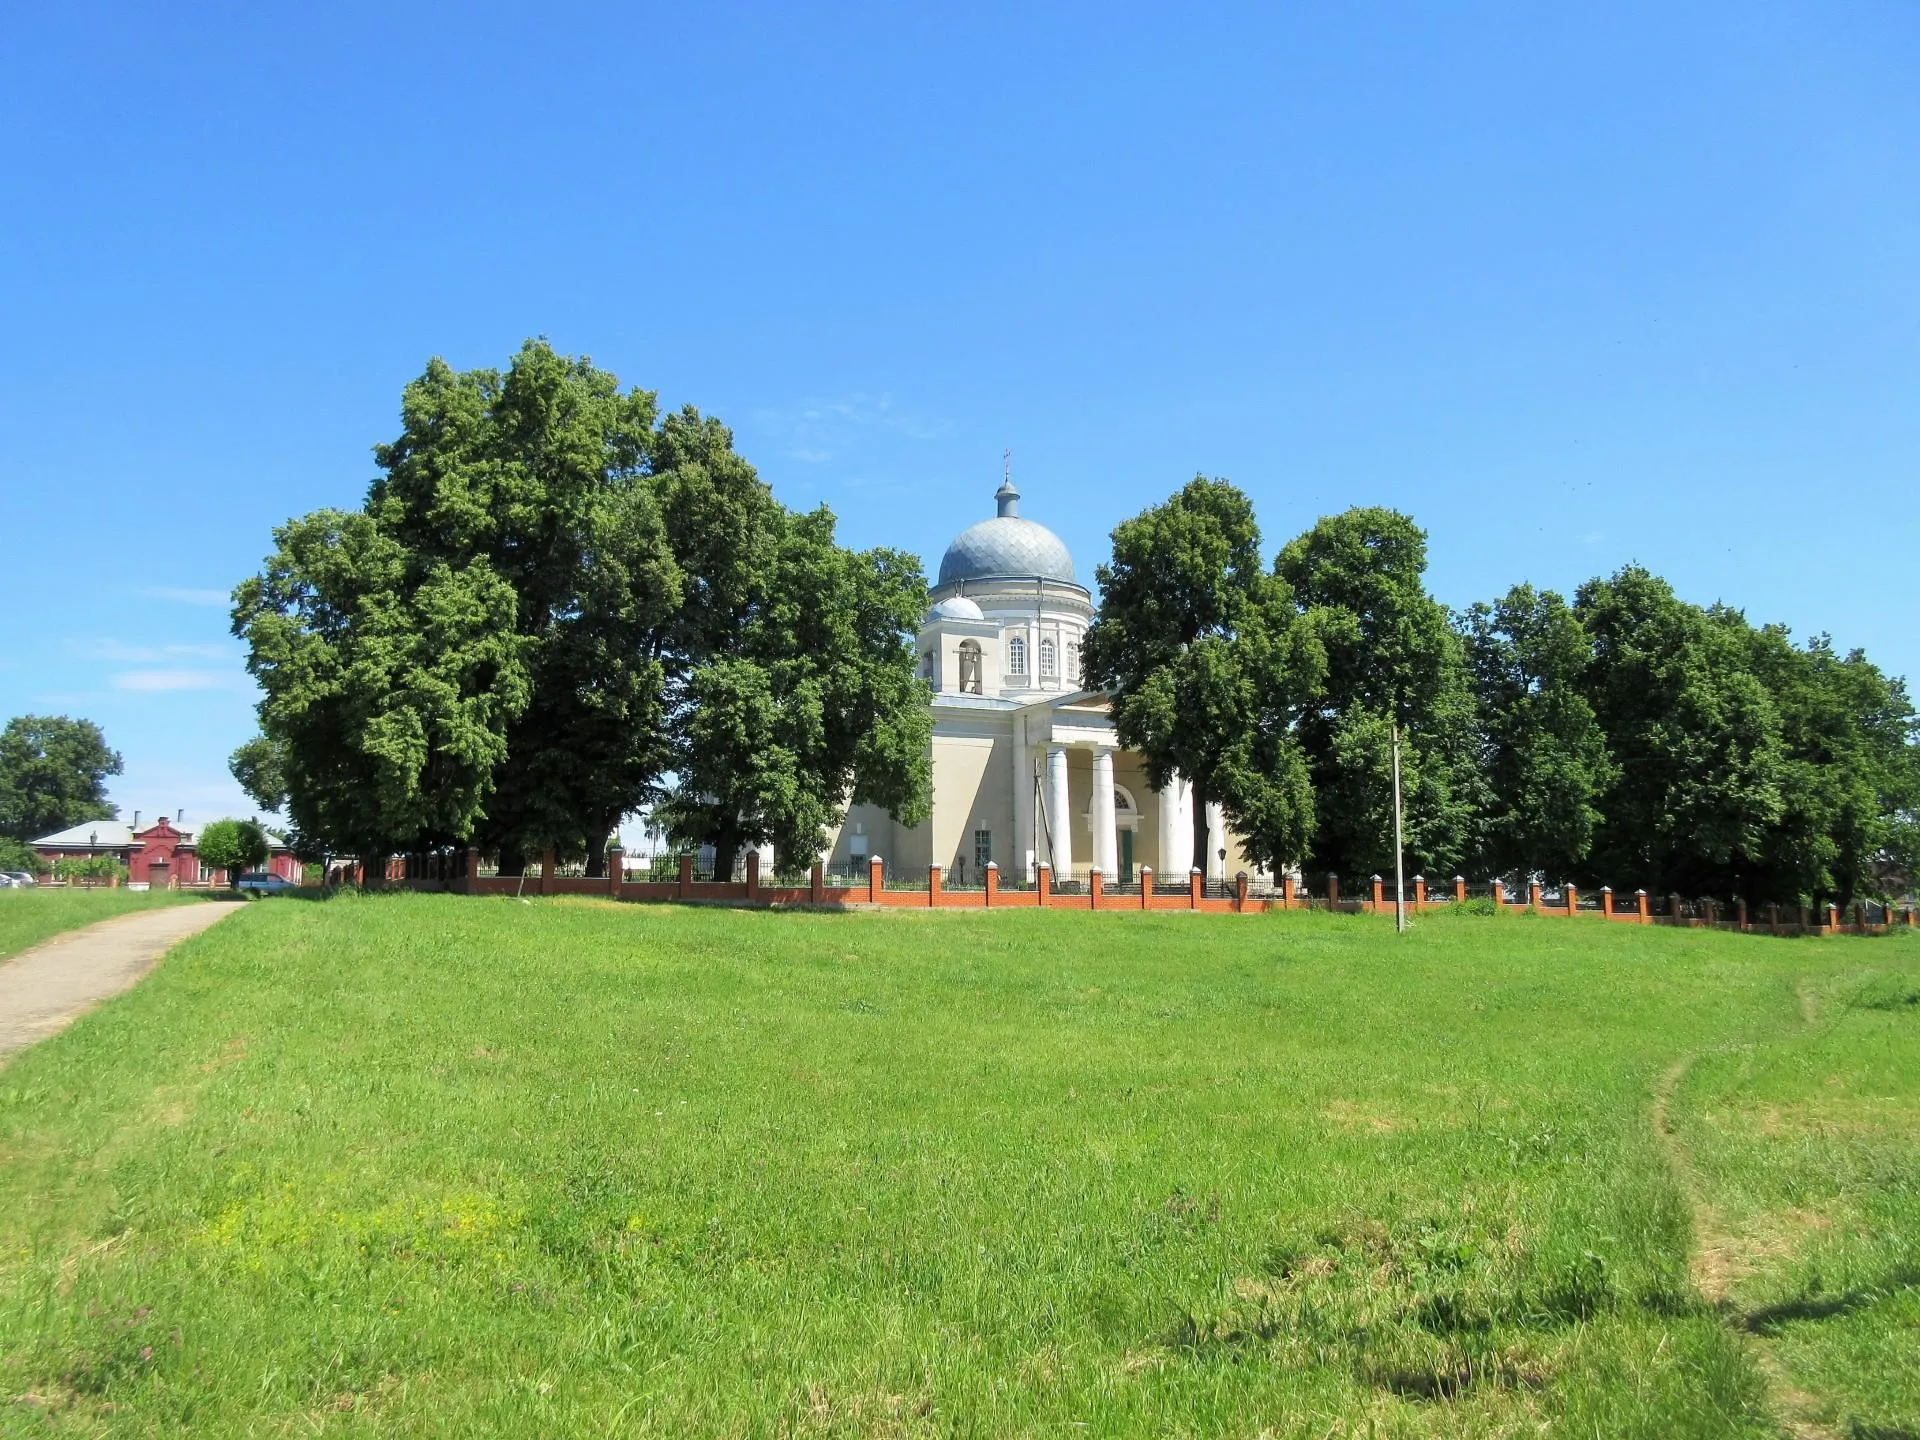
[{"x1": 1119, "y1": 830, "x2": 1134, "y2": 885}]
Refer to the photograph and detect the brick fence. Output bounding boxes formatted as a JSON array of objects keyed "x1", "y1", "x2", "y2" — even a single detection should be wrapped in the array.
[{"x1": 374, "y1": 848, "x2": 1920, "y2": 934}]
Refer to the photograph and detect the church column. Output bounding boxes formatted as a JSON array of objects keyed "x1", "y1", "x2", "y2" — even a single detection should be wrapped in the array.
[
  {"x1": 1013, "y1": 714, "x2": 1034, "y2": 882},
  {"x1": 1046, "y1": 745, "x2": 1073, "y2": 880},
  {"x1": 1091, "y1": 747, "x2": 1119, "y2": 879},
  {"x1": 1157, "y1": 773, "x2": 1183, "y2": 878}
]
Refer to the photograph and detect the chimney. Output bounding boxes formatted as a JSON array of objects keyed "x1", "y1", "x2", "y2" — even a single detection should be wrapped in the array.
[{"x1": 133, "y1": 810, "x2": 141, "y2": 831}]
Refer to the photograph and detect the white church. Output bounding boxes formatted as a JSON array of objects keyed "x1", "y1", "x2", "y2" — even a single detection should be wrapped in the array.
[{"x1": 829, "y1": 478, "x2": 1254, "y2": 887}]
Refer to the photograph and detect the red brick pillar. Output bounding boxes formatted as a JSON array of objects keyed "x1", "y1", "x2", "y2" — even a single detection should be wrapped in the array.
[
  {"x1": 1414, "y1": 875, "x2": 1427, "y2": 909},
  {"x1": 984, "y1": 861, "x2": 999, "y2": 906},
  {"x1": 1370, "y1": 875, "x2": 1384, "y2": 909},
  {"x1": 1191, "y1": 868, "x2": 1204, "y2": 910},
  {"x1": 1736, "y1": 898, "x2": 1748, "y2": 932},
  {"x1": 869, "y1": 856, "x2": 885, "y2": 905},
  {"x1": 745, "y1": 848, "x2": 761, "y2": 902},
  {"x1": 466, "y1": 846, "x2": 480, "y2": 895},
  {"x1": 678, "y1": 853, "x2": 693, "y2": 899},
  {"x1": 1491, "y1": 879, "x2": 1505, "y2": 910},
  {"x1": 1037, "y1": 861, "x2": 1052, "y2": 904},
  {"x1": 1137, "y1": 865, "x2": 1151, "y2": 910},
  {"x1": 1637, "y1": 889, "x2": 1650, "y2": 922},
  {"x1": 1454, "y1": 875, "x2": 1468, "y2": 905},
  {"x1": 1601, "y1": 886, "x2": 1613, "y2": 918},
  {"x1": 1797, "y1": 904, "x2": 1809, "y2": 932},
  {"x1": 1565, "y1": 885, "x2": 1578, "y2": 917},
  {"x1": 1669, "y1": 894, "x2": 1683, "y2": 923},
  {"x1": 541, "y1": 848, "x2": 556, "y2": 896},
  {"x1": 1328, "y1": 873, "x2": 1340, "y2": 908},
  {"x1": 1906, "y1": 905, "x2": 1917, "y2": 929},
  {"x1": 1528, "y1": 880, "x2": 1542, "y2": 910},
  {"x1": 1283, "y1": 873, "x2": 1296, "y2": 908},
  {"x1": 928, "y1": 863, "x2": 942, "y2": 908},
  {"x1": 1826, "y1": 902, "x2": 1839, "y2": 933},
  {"x1": 1235, "y1": 872, "x2": 1249, "y2": 911},
  {"x1": 608, "y1": 847, "x2": 624, "y2": 899},
  {"x1": 1767, "y1": 903, "x2": 1779, "y2": 934},
  {"x1": 811, "y1": 861, "x2": 824, "y2": 905},
  {"x1": 1089, "y1": 868, "x2": 1103, "y2": 909}
]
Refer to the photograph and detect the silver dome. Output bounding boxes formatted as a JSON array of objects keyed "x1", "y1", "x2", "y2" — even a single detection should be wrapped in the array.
[
  {"x1": 936, "y1": 479, "x2": 1077, "y2": 588},
  {"x1": 928, "y1": 595, "x2": 986, "y2": 622}
]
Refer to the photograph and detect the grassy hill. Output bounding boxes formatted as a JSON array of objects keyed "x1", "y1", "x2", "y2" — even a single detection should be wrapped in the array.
[{"x1": 0, "y1": 895, "x2": 1914, "y2": 1437}]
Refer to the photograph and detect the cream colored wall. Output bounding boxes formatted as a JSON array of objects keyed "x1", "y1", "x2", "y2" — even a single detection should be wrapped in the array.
[{"x1": 929, "y1": 732, "x2": 1015, "y2": 876}]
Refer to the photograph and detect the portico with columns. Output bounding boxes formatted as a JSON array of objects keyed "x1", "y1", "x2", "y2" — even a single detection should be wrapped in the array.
[{"x1": 829, "y1": 477, "x2": 1253, "y2": 886}]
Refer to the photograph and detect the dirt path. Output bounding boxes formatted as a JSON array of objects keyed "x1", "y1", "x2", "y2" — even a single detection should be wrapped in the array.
[
  {"x1": 1653, "y1": 992, "x2": 1844, "y2": 1440},
  {"x1": 0, "y1": 902, "x2": 238, "y2": 1061}
]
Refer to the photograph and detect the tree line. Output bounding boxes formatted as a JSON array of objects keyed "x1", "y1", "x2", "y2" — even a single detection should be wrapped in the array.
[
  {"x1": 1085, "y1": 478, "x2": 1920, "y2": 910},
  {"x1": 229, "y1": 341, "x2": 1917, "y2": 911},
  {"x1": 230, "y1": 340, "x2": 931, "y2": 879}
]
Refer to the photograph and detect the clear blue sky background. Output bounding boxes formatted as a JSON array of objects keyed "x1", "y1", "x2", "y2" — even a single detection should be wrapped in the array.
[{"x1": 2, "y1": 1, "x2": 1915, "y2": 835}]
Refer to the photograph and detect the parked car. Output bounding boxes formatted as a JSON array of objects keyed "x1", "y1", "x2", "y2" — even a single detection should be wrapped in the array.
[
  {"x1": 235, "y1": 872, "x2": 297, "y2": 894},
  {"x1": 1, "y1": 871, "x2": 36, "y2": 888}
]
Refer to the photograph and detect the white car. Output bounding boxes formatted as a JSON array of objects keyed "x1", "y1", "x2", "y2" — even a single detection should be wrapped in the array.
[
  {"x1": 235, "y1": 872, "x2": 297, "y2": 894},
  {"x1": 1, "y1": 871, "x2": 36, "y2": 888}
]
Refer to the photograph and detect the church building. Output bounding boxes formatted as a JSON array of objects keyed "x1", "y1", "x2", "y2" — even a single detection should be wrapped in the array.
[{"x1": 830, "y1": 479, "x2": 1252, "y2": 886}]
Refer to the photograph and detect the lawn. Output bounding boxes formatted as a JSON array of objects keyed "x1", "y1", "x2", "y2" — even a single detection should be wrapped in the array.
[
  {"x1": 0, "y1": 887, "x2": 208, "y2": 962},
  {"x1": 0, "y1": 896, "x2": 1913, "y2": 1437}
]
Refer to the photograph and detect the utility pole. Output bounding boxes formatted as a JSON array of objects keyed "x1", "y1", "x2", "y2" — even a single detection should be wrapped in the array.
[{"x1": 1391, "y1": 722, "x2": 1407, "y2": 934}]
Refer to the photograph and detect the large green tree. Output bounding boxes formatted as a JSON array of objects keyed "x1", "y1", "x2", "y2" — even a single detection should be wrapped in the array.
[
  {"x1": 1739, "y1": 628, "x2": 1920, "y2": 910},
  {"x1": 1462, "y1": 585, "x2": 1615, "y2": 882},
  {"x1": 364, "y1": 343, "x2": 680, "y2": 876},
  {"x1": 1574, "y1": 567, "x2": 1785, "y2": 899},
  {"x1": 658, "y1": 498, "x2": 933, "y2": 877},
  {"x1": 233, "y1": 509, "x2": 530, "y2": 865},
  {"x1": 0, "y1": 715, "x2": 122, "y2": 842},
  {"x1": 233, "y1": 341, "x2": 683, "y2": 870},
  {"x1": 1081, "y1": 478, "x2": 1324, "y2": 875},
  {"x1": 228, "y1": 735, "x2": 289, "y2": 814},
  {"x1": 1276, "y1": 509, "x2": 1484, "y2": 882}
]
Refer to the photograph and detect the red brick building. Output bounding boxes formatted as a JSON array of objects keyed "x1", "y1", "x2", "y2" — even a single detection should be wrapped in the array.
[{"x1": 30, "y1": 815, "x2": 299, "y2": 887}]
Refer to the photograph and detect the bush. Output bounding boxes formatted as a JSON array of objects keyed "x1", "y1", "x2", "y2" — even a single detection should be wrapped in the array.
[
  {"x1": 196, "y1": 818, "x2": 270, "y2": 884},
  {"x1": 52, "y1": 855, "x2": 128, "y2": 886}
]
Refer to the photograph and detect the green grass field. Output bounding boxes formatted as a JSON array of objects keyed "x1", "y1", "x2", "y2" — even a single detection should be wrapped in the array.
[
  {"x1": 0, "y1": 896, "x2": 1914, "y2": 1437},
  {"x1": 0, "y1": 887, "x2": 208, "y2": 962}
]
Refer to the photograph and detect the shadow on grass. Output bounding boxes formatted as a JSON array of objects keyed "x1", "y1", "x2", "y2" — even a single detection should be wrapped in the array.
[{"x1": 1735, "y1": 1266, "x2": 1920, "y2": 1336}]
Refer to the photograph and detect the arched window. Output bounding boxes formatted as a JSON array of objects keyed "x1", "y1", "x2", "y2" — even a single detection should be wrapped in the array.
[
  {"x1": 958, "y1": 639, "x2": 983, "y2": 695},
  {"x1": 1040, "y1": 638, "x2": 1057, "y2": 679},
  {"x1": 1007, "y1": 635, "x2": 1027, "y2": 676},
  {"x1": 1066, "y1": 640, "x2": 1080, "y2": 684}
]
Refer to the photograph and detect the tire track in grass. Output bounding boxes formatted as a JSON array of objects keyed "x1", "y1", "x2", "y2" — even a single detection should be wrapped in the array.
[{"x1": 1652, "y1": 977, "x2": 1843, "y2": 1440}]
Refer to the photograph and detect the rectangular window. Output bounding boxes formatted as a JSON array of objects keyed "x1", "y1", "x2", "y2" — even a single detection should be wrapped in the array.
[{"x1": 974, "y1": 829, "x2": 992, "y2": 872}]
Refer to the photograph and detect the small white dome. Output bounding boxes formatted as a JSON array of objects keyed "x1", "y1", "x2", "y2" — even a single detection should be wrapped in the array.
[{"x1": 928, "y1": 595, "x2": 986, "y2": 622}]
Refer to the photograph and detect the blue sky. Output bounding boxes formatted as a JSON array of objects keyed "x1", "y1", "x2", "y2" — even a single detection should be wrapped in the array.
[{"x1": 2, "y1": 1, "x2": 1915, "y2": 836}]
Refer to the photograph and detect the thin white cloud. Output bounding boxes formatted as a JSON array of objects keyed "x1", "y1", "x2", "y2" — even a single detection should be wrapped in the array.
[
  {"x1": 751, "y1": 392, "x2": 954, "y2": 467},
  {"x1": 87, "y1": 640, "x2": 234, "y2": 662},
  {"x1": 112, "y1": 669, "x2": 247, "y2": 692},
  {"x1": 142, "y1": 586, "x2": 232, "y2": 607}
]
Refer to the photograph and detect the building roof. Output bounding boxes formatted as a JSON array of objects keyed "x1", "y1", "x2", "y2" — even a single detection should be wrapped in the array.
[
  {"x1": 31, "y1": 820, "x2": 155, "y2": 848},
  {"x1": 936, "y1": 480, "x2": 1078, "y2": 589}
]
